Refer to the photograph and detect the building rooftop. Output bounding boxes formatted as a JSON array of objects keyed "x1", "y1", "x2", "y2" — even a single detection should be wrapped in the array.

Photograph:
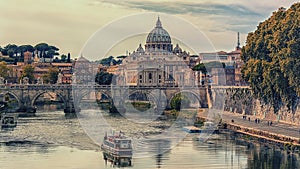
[{"x1": 52, "y1": 63, "x2": 73, "y2": 67}]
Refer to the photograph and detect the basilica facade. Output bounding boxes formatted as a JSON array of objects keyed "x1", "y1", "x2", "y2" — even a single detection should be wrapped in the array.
[{"x1": 117, "y1": 17, "x2": 195, "y2": 87}]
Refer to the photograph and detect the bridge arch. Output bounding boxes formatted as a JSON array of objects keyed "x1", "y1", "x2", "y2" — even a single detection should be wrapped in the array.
[
  {"x1": 0, "y1": 91, "x2": 22, "y2": 107},
  {"x1": 169, "y1": 90, "x2": 202, "y2": 109},
  {"x1": 31, "y1": 91, "x2": 67, "y2": 109},
  {"x1": 71, "y1": 90, "x2": 113, "y2": 111},
  {"x1": 77, "y1": 90, "x2": 112, "y2": 103},
  {"x1": 125, "y1": 89, "x2": 167, "y2": 112},
  {"x1": 127, "y1": 90, "x2": 160, "y2": 105},
  {"x1": 127, "y1": 90, "x2": 157, "y2": 100}
]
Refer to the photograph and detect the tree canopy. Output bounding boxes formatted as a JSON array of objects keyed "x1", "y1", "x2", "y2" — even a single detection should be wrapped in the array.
[
  {"x1": 95, "y1": 71, "x2": 113, "y2": 85},
  {"x1": 0, "y1": 61, "x2": 12, "y2": 79},
  {"x1": 192, "y1": 61, "x2": 225, "y2": 75},
  {"x1": 0, "y1": 43, "x2": 60, "y2": 63},
  {"x1": 35, "y1": 43, "x2": 59, "y2": 59},
  {"x1": 241, "y1": 3, "x2": 300, "y2": 113},
  {"x1": 20, "y1": 65, "x2": 35, "y2": 83},
  {"x1": 43, "y1": 67, "x2": 59, "y2": 84},
  {"x1": 100, "y1": 56, "x2": 116, "y2": 66},
  {"x1": 192, "y1": 63, "x2": 207, "y2": 74},
  {"x1": 170, "y1": 93, "x2": 190, "y2": 111}
]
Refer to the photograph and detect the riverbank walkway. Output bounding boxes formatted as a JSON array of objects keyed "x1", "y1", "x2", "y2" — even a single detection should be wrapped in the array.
[{"x1": 198, "y1": 110, "x2": 300, "y2": 140}]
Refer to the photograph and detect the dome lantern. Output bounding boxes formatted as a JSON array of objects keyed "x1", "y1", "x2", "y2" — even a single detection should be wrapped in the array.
[{"x1": 156, "y1": 16, "x2": 162, "y2": 28}]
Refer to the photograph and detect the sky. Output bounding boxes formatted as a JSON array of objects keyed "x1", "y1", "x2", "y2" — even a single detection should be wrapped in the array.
[{"x1": 0, "y1": 0, "x2": 298, "y2": 60}]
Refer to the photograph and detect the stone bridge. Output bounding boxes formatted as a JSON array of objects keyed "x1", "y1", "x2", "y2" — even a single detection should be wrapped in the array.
[{"x1": 0, "y1": 84, "x2": 212, "y2": 114}]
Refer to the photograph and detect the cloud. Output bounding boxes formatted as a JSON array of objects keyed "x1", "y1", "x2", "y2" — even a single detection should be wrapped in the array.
[
  {"x1": 93, "y1": 0, "x2": 266, "y2": 33},
  {"x1": 99, "y1": 0, "x2": 262, "y2": 17}
]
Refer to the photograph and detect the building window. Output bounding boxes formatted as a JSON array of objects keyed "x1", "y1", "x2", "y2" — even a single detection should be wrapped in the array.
[
  {"x1": 139, "y1": 75, "x2": 142, "y2": 79},
  {"x1": 149, "y1": 73, "x2": 152, "y2": 80},
  {"x1": 158, "y1": 75, "x2": 161, "y2": 79}
]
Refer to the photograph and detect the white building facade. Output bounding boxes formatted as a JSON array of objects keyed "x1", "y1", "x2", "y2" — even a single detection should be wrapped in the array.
[{"x1": 117, "y1": 17, "x2": 195, "y2": 87}]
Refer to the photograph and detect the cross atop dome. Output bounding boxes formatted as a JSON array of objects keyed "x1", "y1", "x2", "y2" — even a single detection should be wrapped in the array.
[{"x1": 156, "y1": 16, "x2": 162, "y2": 28}]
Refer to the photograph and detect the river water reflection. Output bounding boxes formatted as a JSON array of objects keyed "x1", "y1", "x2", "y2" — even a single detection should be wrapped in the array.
[{"x1": 0, "y1": 109, "x2": 299, "y2": 169}]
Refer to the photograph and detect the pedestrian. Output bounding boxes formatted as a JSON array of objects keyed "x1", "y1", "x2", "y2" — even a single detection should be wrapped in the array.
[
  {"x1": 258, "y1": 119, "x2": 260, "y2": 123},
  {"x1": 270, "y1": 121, "x2": 272, "y2": 126},
  {"x1": 248, "y1": 117, "x2": 250, "y2": 121}
]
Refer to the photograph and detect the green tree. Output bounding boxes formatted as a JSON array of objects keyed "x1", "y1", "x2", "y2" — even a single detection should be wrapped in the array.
[
  {"x1": 192, "y1": 63, "x2": 207, "y2": 75},
  {"x1": 193, "y1": 61, "x2": 225, "y2": 75},
  {"x1": 95, "y1": 71, "x2": 113, "y2": 85},
  {"x1": 100, "y1": 56, "x2": 116, "y2": 66},
  {"x1": 34, "y1": 43, "x2": 59, "y2": 59},
  {"x1": 17, "y1": 45, "x2": 34, "y2": 62},
  {"x1": 241, "y1": 3, "x2": 300, "y2": 113},
  {"x1": 20, "y1": 65, "x2": 35, "y2": 83},
  {"x1": 116, "y1": 55, "x2": 127, "y2": 59},
  {"x1": 35, "y1": 43, "x2": 49, "y2": 58},
  {"x1": 43, "y1": 67, "x2": 59, "y2": 84},
  {"x1": 0, "y1": 61, "x2": 12, "y2": 79},
  {"x1": 61, "y1": 54, "x2": 67, "y2": 62},
  {"x1": 3, "y1": 44, "x2": 18, "y2": 57},
  {"x1": 170, "y1": 93, "x2": 190, "y2": 111},
  {"x1": 45, "y1": 46, "x2": 59, "y2": 58}
]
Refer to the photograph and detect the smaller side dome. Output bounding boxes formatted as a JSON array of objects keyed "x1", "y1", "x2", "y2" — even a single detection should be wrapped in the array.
[
  {"x1": 173, "y1": 44, "x2": 182, "y2": 54},
  {"x1": 136, "y1": 44, "x2": 144, "y2": 53}
]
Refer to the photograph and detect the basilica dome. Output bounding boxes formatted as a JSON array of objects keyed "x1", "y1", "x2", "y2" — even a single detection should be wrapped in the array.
[
  {"x1": 145, "y1": 17, "x2": 173, "y2": 53},
  {"x1": 146, "y1": 17, "x2": 171, "y2": 44}
]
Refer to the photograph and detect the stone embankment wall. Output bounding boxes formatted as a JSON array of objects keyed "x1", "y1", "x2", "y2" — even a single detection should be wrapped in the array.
[
  {"x1": 227, "y1": 123, "x2": 300, "y2": 145},
  {"x1": 218, "y1": 88, "x2": 300, "y2": 125}
]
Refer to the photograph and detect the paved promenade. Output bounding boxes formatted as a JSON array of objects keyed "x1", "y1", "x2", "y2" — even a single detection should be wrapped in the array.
[{"x1": 198, "y1": 110, "x2": 300, "y2": 139}]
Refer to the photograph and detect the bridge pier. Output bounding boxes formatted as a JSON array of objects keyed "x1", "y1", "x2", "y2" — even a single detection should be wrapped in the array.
[
  {"x1": 110, "y1": 86, "x2": 127, "y2": 114},
  {"x1": 16, "y1": 105, "x2": 36, "y2": 116},
  {"x1": 63, "y1": 101, "x2": 78, "y2": 118},
  {"x1": 64, "y1": 104, "x2": 76, "y2": 114}
]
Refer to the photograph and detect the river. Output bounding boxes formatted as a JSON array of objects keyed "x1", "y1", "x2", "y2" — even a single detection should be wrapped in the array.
[{"x1": 0, "y1": 107, "x2": 299, "y2": 169}]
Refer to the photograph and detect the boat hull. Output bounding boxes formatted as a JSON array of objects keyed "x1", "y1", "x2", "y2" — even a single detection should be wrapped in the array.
[
  {"x1": 101, "y1": 147, "x2": 132, "y2": 167},
  {"x1": 1, "y1": 114, "x2": 17, "y2": 128}
]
